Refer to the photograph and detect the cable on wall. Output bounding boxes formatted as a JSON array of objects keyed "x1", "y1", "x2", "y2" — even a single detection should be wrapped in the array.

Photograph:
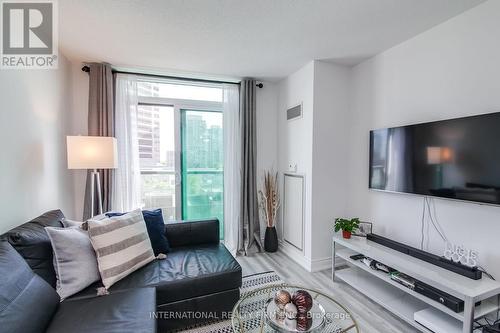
[
  {"x1": 420, "y1": 196, "x2": 448, "y2": 250},
  {"x1": 426, "y1": 197, "x2": 447, "y2": 242},
  {"x1": 420, "y1": 198, "x2": 426, "y2": 250},
  {"x1": 430, "y1": 198, "x2": 447, "y2": 240}
]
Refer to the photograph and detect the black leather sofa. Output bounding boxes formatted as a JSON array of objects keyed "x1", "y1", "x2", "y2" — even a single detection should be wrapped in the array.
[{"x1": 0, "y1": 210, "x2": 242, "y2": 333}]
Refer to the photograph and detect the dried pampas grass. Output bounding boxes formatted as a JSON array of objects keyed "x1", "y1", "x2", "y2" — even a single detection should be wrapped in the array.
[{"x1": 259, "y1": 171, "x2": 280, "y2": 228}]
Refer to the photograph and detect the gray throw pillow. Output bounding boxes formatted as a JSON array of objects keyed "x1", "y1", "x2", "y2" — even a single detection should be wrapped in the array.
[
  {"x1": 45, "y1": 226, "x2": 100, "y2": 300},
  {"x1": 61, "y1": 218, "x2": 86, "y2": 229},
  {"x1": 62, "y1": 215, "x2": 107, "y2": 229}
]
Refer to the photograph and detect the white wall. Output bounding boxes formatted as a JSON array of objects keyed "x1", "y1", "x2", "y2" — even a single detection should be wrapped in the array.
[
  {"x1": 256, "y1": 82, "x2": 279, "y2": 240},
  {"x1": 278, "y1": 62, "x2": 315, "y2": 264},
  {"x1": 277, "y1": 61, "x2": 351, "y2": 271},
  {"x1": 69, "y1": 63, "x2": 89, "y2": 220},
  {"x1": 311, "y1": 61, "x2": 351, "y2": 265},
  {"x1": 0, "y1": 54, "x2": 76, "y2": 233},
  {"x1": 347, "y1": 0, "x2": 500, "y2": 278}
]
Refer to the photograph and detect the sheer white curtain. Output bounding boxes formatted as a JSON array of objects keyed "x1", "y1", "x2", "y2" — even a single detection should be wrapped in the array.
[
  {"x1": 111, "y1": 74, "x2": 142, "y2": 212},
  {"x1": 223, "y1": 84, "x2": 241, "y2": 255}
]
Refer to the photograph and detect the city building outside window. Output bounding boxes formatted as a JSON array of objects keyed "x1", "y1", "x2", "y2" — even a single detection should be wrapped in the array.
[{"x1": 136, "y1": 80, "x2": 224, "y2": 238}]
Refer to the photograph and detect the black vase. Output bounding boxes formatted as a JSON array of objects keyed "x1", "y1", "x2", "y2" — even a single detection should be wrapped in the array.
[{"x1": 264, "y1": 226, "x2": 278, "y2": 252}]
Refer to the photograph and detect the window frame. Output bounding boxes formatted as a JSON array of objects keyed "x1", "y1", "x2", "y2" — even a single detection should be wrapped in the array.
[{"x1": 136, "y1": 78, "x2": 224, "y2": 221}]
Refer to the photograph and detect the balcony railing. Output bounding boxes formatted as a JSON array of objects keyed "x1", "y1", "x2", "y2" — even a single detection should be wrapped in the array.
[
  {"x1": 139, "y1": 169, "x2": 224, "y2": 233},
  {"x1": 139, "y1": 171, "x2": 176, "y2": 220}
]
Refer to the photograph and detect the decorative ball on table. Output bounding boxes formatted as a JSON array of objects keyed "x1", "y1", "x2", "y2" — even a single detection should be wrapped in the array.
[
  {"x1": 274, "y1": 290, "x2": 292, "y2": 310},
  {"x1": 292, "y1": 290, "x2": 313, "y2": 314},
  {"x1": 296, "y1": 313, "x2": 313, "y2": 331},
  {"x1": 284, "y1": 302, "x2": 298, "y2": 319},
  {"x1": 285, "y1": 317, "x2": 297, "y2": 330}
]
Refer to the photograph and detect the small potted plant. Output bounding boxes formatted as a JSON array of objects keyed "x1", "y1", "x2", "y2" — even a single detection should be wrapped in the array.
[{"x1": 334, "y1": 218, "x2": 360, "y2": 239}]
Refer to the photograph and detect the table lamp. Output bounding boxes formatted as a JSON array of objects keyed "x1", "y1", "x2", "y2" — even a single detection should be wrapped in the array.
[{"x1": 67, "y1": 136, "x2": 118, "y2": 216}]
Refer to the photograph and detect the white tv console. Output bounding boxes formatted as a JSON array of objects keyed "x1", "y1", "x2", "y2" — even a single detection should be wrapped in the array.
[{"x1": 332, "y1": 235, "x2": 500, "y2": 333}]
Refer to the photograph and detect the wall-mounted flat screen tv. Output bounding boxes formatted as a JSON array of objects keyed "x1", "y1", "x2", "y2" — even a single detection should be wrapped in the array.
[{"x1": 369, "y1": 112, "x2": 500, "y2": 205}]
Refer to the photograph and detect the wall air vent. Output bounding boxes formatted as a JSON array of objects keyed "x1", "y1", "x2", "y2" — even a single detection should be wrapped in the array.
[{"x1": 286, "y1": 103, "x2": 302, "y2": 121}]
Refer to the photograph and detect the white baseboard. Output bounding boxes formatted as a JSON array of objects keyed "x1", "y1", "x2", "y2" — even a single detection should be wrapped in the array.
[
  {"x1": 279, "y1": 241, "x2": 311, "y2": 271},
  {"x1": 310, "y1": 257, "x2": 332, "y2": 272},
  {"x1": 279, "y1": 241, "x2": 333, "y2": 272}
]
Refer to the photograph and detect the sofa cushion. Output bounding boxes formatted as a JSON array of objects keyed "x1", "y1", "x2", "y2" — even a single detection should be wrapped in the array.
[
  {"x1": 69, "y1": 260, "x2": 161, "y2": 300},
  {"x1": 155, "y1": 243, "x2": 242, "y2": 304},
  {"x1": 106, "y1": 209, "x2": 171, "y2": 255},
  {"x1": 69, "y1": 243, "x2": 242, "y2": 304},
  {"x1": 0, "y1": 240, "x2": 60, "y2": 333},
  {"x1": 166, "y1": 219, "x2": 220, "y2": 248},
  {"x1": 46, "y1": 288, "x2": 156, "y2": 333},
  {"x1": 2, "y1": 209, "x2": 65, "y2": 287}
]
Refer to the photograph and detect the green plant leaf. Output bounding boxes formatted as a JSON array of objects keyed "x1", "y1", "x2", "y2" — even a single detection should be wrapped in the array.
[{"x1": 334, "y1": 217, "x2": 361, "y2": 233}]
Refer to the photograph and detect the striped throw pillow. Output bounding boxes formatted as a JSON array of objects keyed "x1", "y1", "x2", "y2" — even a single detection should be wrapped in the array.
[{"x1": 87, "y1": 209, "x2": 155, "y2": 289}]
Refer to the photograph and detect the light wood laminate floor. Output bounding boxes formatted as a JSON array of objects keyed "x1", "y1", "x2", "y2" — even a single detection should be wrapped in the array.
[{"x1": 236, "y1": 250, "x2": 419, "y2": 333}]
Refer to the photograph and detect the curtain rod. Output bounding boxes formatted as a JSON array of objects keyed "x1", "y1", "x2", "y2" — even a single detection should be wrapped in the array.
[{"x1": 81, "y1": 65, "x2": 263, "y2": 88}]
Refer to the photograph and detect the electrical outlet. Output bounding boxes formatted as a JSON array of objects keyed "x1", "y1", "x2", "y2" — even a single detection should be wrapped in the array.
[{"x1": 288, "y1": 163, "x2": 297, "y2": 172}]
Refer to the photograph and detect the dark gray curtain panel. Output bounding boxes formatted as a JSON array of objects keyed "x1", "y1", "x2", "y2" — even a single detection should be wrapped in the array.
[
  {"x1": 83, "y1": 63, "x2": 114, "y2": 220},
  {"x1": 238, "y1": 79, "x2": 262, "y2": 255}
]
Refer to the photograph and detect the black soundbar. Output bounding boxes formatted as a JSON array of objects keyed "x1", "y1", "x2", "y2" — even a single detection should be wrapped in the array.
[
  {"x1": 414, "y1": 280, "x2": 465, "y2": 312},
  {"x1": 366, "y1": 233, "x2": 482, "y2": 280}
]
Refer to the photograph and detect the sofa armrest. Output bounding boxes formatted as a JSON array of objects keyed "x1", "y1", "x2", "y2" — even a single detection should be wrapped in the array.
[{"x1": 165, "y1": 219, "x2": 220, "y2": 248}]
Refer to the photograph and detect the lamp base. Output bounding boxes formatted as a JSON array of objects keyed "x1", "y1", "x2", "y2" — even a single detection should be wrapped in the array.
[{"x1": 90, "y1": 169, "x2": 103, "y2": 217}]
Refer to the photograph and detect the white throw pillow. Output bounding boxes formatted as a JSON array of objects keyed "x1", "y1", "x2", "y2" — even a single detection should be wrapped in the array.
[
  {"x1": 87, "y1": 209, "x2": 155, "y2": 289},
  {"x1": 45, "y1": 226, "x2": 101, "y2": 300}
]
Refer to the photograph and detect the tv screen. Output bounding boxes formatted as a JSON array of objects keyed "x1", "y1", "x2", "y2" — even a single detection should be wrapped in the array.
[{"x1": 369, "y1": 112, "x2": 500, "y2": 205}]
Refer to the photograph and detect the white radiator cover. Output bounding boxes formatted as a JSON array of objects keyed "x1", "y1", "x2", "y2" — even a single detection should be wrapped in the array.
[{"x1": 283, "y1": 174, "x2": 304, "y2": 251}]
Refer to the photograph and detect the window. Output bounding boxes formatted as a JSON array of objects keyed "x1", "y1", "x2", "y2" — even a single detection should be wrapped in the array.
[
  {"x1": 138, "y1": 81, "x2": 222, "y2": 102},
  {"x1": 181, "y1": 110, "x2": 223, "y2": 232},
  {"x1": 136, "y1": 80, "x2": 224, "y2": 238},
  {"x1": 137, "y1": 105, "x2": 176, "y2": 220}
]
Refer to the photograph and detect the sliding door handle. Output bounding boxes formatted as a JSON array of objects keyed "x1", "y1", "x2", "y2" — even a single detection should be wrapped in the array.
[{"x1": 175, "y1": 171, "x2": 181, "y2": 186}]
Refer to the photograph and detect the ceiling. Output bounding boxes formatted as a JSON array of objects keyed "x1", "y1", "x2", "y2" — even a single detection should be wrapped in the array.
[{"x1": 59, "y1": 0, "x2": 485, "y2": 81}]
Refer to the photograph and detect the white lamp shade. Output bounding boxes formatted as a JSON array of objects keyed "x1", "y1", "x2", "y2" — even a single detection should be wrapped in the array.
[{"x1": 67, "y1": 136, "x2": 118, "y2": 169}]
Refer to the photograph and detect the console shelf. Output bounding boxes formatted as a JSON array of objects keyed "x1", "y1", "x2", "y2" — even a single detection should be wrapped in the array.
[
  {"x1": 336, "y1": 267, "x2": 434, "y2": 333},
  {"x1": 333, "y1": 235, "x2": 500, "y2": 333}
]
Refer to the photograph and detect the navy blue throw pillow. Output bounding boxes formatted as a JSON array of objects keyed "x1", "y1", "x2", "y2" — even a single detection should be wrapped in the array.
[{"x1": 105, "y1": 209, "x2": 170, "y2": 255}]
